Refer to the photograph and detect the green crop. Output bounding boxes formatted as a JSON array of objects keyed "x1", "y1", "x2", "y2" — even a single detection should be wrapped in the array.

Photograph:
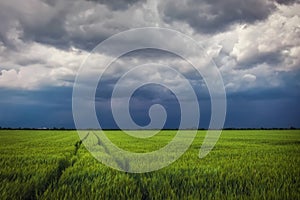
[{"x1": 0, "y1": 130, "x2": 299, "y2": 199}]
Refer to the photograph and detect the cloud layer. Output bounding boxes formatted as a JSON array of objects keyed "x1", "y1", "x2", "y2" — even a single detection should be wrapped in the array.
[{"x1": 0, "y1": 0, "x2": 299, "y2": 128}]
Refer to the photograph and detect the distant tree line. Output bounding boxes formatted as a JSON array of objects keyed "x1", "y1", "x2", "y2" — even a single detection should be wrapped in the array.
[
  {"x1": 223, "y1": 126, "x2": 297, "y2": 130},
  {"x1": 0, "y1": 127, "x2": 72, "y2": 130},
  {"x1": 0, "y1": 126, "x2": 298, "y2": 130}
]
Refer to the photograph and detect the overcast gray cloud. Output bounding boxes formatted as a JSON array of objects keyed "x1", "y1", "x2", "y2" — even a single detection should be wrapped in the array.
[
  {"x1": 86, "y1": 0, "x2": 146, "y2": 10},
  {"x1": 159, "y1": 0, "x2": 276, "y2": 34},
  {"x1": 0, "y1": 0, "x2": 157, "y2": 51}
]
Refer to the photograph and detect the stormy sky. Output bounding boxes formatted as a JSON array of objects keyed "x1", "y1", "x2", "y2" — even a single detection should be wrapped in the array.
[{"x1": 0, "y1": 0, "x2": 299, "y2": 129}]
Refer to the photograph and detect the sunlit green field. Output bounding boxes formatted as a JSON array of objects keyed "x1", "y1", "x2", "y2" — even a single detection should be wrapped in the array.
[{"x1": 0, "y1": 130, "x2": 299, "y2": 199}]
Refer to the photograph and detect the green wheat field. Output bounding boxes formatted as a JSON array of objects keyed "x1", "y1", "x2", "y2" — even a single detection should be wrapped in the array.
[{"x1": 0, "y1": 130, "x2": 299, "y2": 199}]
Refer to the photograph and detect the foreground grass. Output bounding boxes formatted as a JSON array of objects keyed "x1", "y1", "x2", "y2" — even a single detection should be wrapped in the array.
[{"x1": 0, "y1": 130, "x2": 299, "y2": 199}]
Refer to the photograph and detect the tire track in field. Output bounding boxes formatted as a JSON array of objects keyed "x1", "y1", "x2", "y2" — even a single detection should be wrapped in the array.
[
  {"x1": 92, "y1": 131, "x2": 110, "y2": 154},
  {"x1": 74, "y1": 132, "x2": 90, "y2": 155},
  {"x1": 92, "y1": 131, "x2": 130, "y2": 172},
  {"x1": 30, "y1": 132, "x2": 90, "y2": 199}
]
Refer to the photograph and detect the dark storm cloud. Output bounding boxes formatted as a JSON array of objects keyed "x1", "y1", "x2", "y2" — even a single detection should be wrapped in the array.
[
  {"x1": 94, "y1": 83, "x2": 182, "y2": 129},
  {"x1": 85, "y1": 0, "x2": 145, "y2": 10},
  {"x1": 275, "y1": 0, "x2": 300, "y2": 5},
  {"x1": 159, "y1": 0, "x2": 276, "y2": 34},
  {"x1": 225, "y1": 97, "x2": 300, "y2": 128},
  {"x1": 0, "y1": 0, "x2": 143, "y2": 51},
  {"x1": 0, "y1": 0, "x2": 70, "y2": 49},
  {"x1": 129, "y1": 84, "x2": 181, "y2": 128},
  {"x1": 21, "y1": 16, "x2": 70, "y2": 50},
  {"x1": 0, "y1": 87, "x2": 74, "y2": 128}
]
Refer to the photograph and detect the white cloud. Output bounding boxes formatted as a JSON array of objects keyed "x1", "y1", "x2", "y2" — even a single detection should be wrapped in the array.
[
  {"x1": 0, "y1": 40, "x2": 88, "y2": 89},
  {"x1": 243, "y1": 74, "x2": 256, "y2": 82},
  {"x1": 230, "y1": 3, "x2": 300, "y2": 70}
]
